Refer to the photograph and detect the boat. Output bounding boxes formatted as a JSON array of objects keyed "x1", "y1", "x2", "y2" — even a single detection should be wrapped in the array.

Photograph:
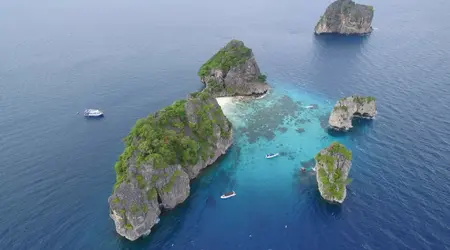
[
  {"x1": 265, "y1": 153, "x2": 279, "y2": 159},
  {"x1": 312, "y1": 167, "x2": 316, "y2": 172},
  {"x1": 220, "y1": 191, "x2": 236, "y2": 199},
  {"x1": 84, "y1": 109, "x2": 104, "y2": 117}
]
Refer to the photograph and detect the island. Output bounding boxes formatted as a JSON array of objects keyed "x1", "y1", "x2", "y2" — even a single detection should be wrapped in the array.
[
  {"x1": 314, "y1": 0, "x2": 374, "y2": 35},
  {"x1": 198, "y1": 39, "x2": 270, "y2": 97},
  {"x1": 314, "y1": 142, "x2": 352, "y2": 203},
  {"x1": 328, "y1": 95, "x2": 376, "y2": 130},
  {"x1": 108, "y1": 39, "x2": 269, "y2": 241}
]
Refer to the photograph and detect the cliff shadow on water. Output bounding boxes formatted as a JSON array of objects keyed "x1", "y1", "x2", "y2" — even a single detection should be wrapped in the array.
[
  {"x1": 325, "y1": 117, "x2": 375, "y2": 139},
  {"x1": 306, "y1": 35, "x2": 370, "y2": 96}
]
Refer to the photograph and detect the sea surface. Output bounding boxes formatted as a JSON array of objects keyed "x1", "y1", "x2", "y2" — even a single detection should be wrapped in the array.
[{"x1": 1, "y1": 0, "x2": 449, "y2": 249}]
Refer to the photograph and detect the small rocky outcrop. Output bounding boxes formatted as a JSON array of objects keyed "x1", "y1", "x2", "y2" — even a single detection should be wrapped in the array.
[
  {"x1": 198, "y1": 40, "x2": 270, "y2": 97},
  {"x1": 315, "y1": 0, "x2": 374, "y2": 35},
  {"x1": 108, "y1": 92, "x2": 232, "y2": 241},
  {"x1": 314, "y1": 142, "x2": 352, "y2": 203},
  {"x1": 328, "y1": 95, "x2": 376, "y2": 130}
]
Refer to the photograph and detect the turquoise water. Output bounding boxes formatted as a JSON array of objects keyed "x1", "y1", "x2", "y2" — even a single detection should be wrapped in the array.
[{"x1": 136, "y1": 82, "x2": 356, "y2": 249}]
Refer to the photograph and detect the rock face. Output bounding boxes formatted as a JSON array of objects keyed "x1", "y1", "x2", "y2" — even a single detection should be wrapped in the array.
[
  {"x1": 108, "y1": 92, "x2": 232, "y2": 241},
  {"x1": 198, "y1": 40, "x2": 270, "y2": 97},
  {"x1": 315, "y1": 0, "x2": 374, "y2": 35},
  {"x1": 328, "y1": 95, "x2": 376, "y2": 130},
  {"x1": 314, "y1": 142, "x2": 352, "y2": 203}
]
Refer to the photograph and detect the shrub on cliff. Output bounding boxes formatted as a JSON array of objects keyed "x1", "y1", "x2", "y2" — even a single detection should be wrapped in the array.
[
  {"x1": 198, "y1": 40, "x2": 252, "y2": 78},
  {"x1": 113, "y1": 96, "x2": 230, "y2": 190}
]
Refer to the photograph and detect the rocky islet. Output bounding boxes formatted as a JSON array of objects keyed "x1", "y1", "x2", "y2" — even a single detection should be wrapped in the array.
[
  {"x1": 328, "y1": 95, "x2": 377, "y2": 131},
  {"x1": 108, "y1": 40, "x2": 269, "y2": 241},
  {"x1": 198, "y1": 40, "x2": 270, "y2": 97},
  {"x1": 314, "y1": 142, "x2": 352, "y2": 203},
  {"x1": 315, "y1": 0, "x2": 374, "y2": 35}
]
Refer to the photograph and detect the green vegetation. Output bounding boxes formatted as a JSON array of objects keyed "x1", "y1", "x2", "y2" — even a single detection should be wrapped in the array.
[
  {"x1": 257, "y1": 74, "x2": 267, "y2": 82},
  {"x1": 206, "y1": 79, "x2": 225, "y2": 93},
  {"x1": 198, "y1": 40, "x2": 252, "y2": 77},
  {"x1": 147, "y1": 188, "x2": 157, "y2": 200},
  {"x1": 136, "y1": 174, "x2": 146, "y2": 189},
  {"x1": 162, "y1": 170, "x2": 182, "y2": 193},
  {"x1": 113, "y1": 95, "x2": 231, "y2": 191},
  {"x1": 124, "y1": 223, "x2": 133, "y2": 230},
  {"x1": 353, "y1": 96, "x2": 376, "y2": 105},
  {"x1": 315, "y1": 142, "x2": 352, "y2": 201},
  {"x1": 142, "y1": 205, "x2": 148, "y2": 213},
  {"x1": 111, "y1": 197, "x2": 120, "y2": 204},
  {"x1": 130, "y1": 203, "x2": 140, "y2": 214},
  {"x1": 328, "y1": 142, "x2": 352, "y2": 160},
  {"x1": 151, "y1": 175, "x2": 159, "y2": 184},
  {"x1": 334, "y1": 105, "x2": 348, "y2": 112},
  {"x1": 368, "y1": 5, "x2": 374, "y2": 12}
]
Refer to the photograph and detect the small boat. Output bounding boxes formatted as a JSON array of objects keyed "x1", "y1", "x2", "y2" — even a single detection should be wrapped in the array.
[
  {"x1": 84, "y1": 109, "x2": 104, "y2": 117},
  {"x1": 312, "y1": 167, "x2": 316, "y2": 172},
  {"x1": 265, "y1": 153, "x2": 279, "y2": 159},
  {"x1": 220, "y1": 191, "x2": 236, "y2": 199}
]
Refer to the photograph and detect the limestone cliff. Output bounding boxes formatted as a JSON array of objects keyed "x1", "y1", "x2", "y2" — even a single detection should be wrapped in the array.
[
  {"x1": 315, "y1": 0, "x2": 374, "y2": 35},
  {"x1": 198, "y1": 40, "x2": 270, "y2": 97},
  {"x1": 108, "y1": 92, "x2": 232, "y2": 241},
  {"x1": 315, "y1": 142, "x2": 352, "y2": 203},
  {"x1": 329, "y1": 95, "x2": 376, "y2": 130}
]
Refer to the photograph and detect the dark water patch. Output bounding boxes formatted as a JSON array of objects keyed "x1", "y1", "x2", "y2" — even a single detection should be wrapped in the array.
[
  {"x1": 313, "y1": 33, "x2": 370, "y2": 46},
  {"x1": 295, "y1": 118, "x2": 311, "y2": 125},
  {"x1": 319, "y1": 113, "x2": 330, "y2": 130},
  {"x1": 277, "y1": 127, "x2": 288, "y2": 133},
  {"x1": 280, "y1": 151, "x2": 297, "y2": 160},
  {"x1": 301, "y1": 158, "x2": 316, "y2": 169},
  {"x1": 240, "y1": 95, "x2": 302, "y2": 143},
  {"x1": 296, "y1": 128, "x2": 305, "y2": 133},
  {"x1": 205, "y1": 195, "x2": 216, "y2": 208},
  {"x1": 326, "y1": 118, "x2": 374, "y2": 138},
  {"x1": 293, "y1": 167, "x2": 317, "y2": 186}
]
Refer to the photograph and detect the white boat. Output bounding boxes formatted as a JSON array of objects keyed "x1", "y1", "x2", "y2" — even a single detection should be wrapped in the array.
[
  {"x1": 220, "y1": 191, "x2": 236, "y2": 199},
  {"x1": 84, "y1": 109, "x2": 104, "y2": 117},
  {"x1": 265, "y1": 153, "x2": 279, "y2": 159},
  {"x1": 312, "y1": 167, "x2": 316, "y2": 172}
]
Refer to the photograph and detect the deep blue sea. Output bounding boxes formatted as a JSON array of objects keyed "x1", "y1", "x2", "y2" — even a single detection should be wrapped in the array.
[{"x1": 1, "y1": 0, "x2": 450, "y2": 249}]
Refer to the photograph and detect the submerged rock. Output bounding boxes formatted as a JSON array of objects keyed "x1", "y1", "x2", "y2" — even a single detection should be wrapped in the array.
[
  {"x1": 315, "y1": 0, "x2": 374, "y2": 35},
  {"x1": 328, "y1": 95, "x2": 376, "y2": 130},
  {"x1": 296, "y1": 128, "x2": 305, "y2": 133},
  {"x1": 108, "y1": 92, "x2": 232, "y2": 241},
  {"x1": 198, "y1": 40, "x2": 270, "y2": 97},
  {"x1": 314, "y1": 142, "x2": 352, "y2": 203}
]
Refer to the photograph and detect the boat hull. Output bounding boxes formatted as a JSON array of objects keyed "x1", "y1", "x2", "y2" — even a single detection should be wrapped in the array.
[
  {"x1": 265, "y1": 153, "x2": 279, "y2": 159},
  {"x1": 220, "y1": 193, "x2": 236, "y2": 199},
  {"x1": 85, "y1": 114, "x2": 104, "y2": 117}
]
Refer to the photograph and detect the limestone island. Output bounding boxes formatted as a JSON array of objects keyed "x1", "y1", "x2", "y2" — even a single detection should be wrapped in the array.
[
  {"x1": 315, "y1": 142, "x2": 352, "y2": 203},
  {"x1": 108, "y1": 40, "x2": 269, "y2": 241},
  {"x1": 198, "y1": 39, "x2": 270, "y2": 97},
  {"x1": 328, "y1": 95, "x2": 376, "y2": 131},
  {"x1": 314, "y1": 0, "x2": 374, "y2": 35}
]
